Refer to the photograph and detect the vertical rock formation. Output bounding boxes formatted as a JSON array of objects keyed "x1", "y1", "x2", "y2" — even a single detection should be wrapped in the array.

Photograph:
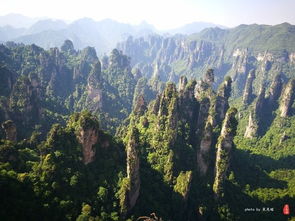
[
  {"x1": 60, "y1": 39, "x2": 76, "y2": 54},
  {"x1": 242, "y1": 69, "x2": 255, "y2": 105},
  {"x1": 213, "y1": 108, "x2": 237, "y2": 198},
  {"x1": 178, "y1": 76, "x2": 188, "y2": 92},
  {"x1": 244, "y1": 111, "x2": 258, "y2": 138},
  {"x1": 255, "y1": 86, "x2": 266, "y2": 116},
  {"x1": 196, "y1": 98, "x2": 210, "y2": 135},
  {"x1": 158, "y1": 83, "x2": 178, "y2": 117},
  {"x1": 214, "y1": 77, "x2": 232, "y2": 126},
  {"x1": 279, "y1": 78, "x2": 295, "y2": 117},
  {"x1": 204, "y1": 69, "x2": 214, "y2": 86},
  {"x1": 78, "y1": 128, "x2": 98, "y2": 165},
  {"x1": 133, "y1": 95, "x2": 147, "y2": 115},
  {"x1": 76, "y1": 115, "x2": 100, "y2": 165},
  {"x1": 1, "y1": 120, "x2": 17, "y2": 141},
  {"x1": 174, "y1": 171, "x2": 193, "y2": 201},
  {"x1": 197, "y1": 122, "x2": 213, "y2": 176},
  {"x1": 121, "y1": 127, "x2": 140, "y2": 213},
  {"x1": 244, "y1": 85, "x2": 266, "y2": 138},
  {"x1": 86, "y1": 61, "x2": 103, "y2": 110},
  {"x1": 268, "y1": 74, "x2": 283, "y2": 103}
]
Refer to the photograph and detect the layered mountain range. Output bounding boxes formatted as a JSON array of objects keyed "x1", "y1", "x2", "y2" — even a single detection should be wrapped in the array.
[
  {"x1": 1, "y1": 22, "x2": 295, "y2": 221},
  {"x1": 117, "y1": 22, "x2": 295, "y2": 96},
  {"x1": 0, "y1": 14, "x2": 224, "y2": 56}
]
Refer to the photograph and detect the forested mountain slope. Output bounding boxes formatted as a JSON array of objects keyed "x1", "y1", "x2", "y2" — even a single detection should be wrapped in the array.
[{"x1": 1, "y1": 23, "x2": 295, "y2": 221}]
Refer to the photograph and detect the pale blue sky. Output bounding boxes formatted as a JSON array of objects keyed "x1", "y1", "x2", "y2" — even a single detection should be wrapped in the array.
[{"x1": 1, "y1": 0, "x2": 295, "y2": 29}]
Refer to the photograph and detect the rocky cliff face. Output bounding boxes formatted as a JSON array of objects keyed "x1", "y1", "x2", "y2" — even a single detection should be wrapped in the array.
[
  {"x1": 279, "y1": 78, "x2": 295, "y2": 117},
  {"x1": 197, "y1": 122, "x2": 213, "y2": 176},
  {"x1": 268, "y1": 74, "x2": 283, "y2": 104},
  {"x1": 178, "y1": 75, "x2": 188, "y2": 92},
  {"x1": 77, "y1": 127, "x2": 99, "y2": 165},
  {"x1": 117, "y1": 25, "x2": 295, "y2": 98},
  {"x1": 213, "y1": 108, "x2": 237, "y2": 198},
  {"x1": 125, "y1": 128, "x2": 140, "y2": 211},
  {"x1": 213, "y1": 77, "x2": 232, "y2": 126},
  {"x1": 244, "y1": 85, "x2": 266, "y2": 138},
  {"x1": 244, "y1": 111, "x2": 258, "y2": 138},
  {"x1": 242, "y1": 69, "x2": 255, "y2": 105}
]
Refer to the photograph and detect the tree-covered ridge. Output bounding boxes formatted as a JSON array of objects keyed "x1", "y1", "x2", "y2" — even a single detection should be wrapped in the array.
[
  {"x1": 1, "y1": 38, "x2": 295, "y2": 221},
  {"x1": 0, "y1": 111, "x2": 126, "y2": 220},
  {"x1": 0, "y1": 41, "x2": 159, "y2": 138}
]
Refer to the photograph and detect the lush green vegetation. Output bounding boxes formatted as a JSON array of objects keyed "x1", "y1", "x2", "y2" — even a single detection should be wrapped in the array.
[{"x1": 1, "y1": 39, "x2": 295, "y2": 221}]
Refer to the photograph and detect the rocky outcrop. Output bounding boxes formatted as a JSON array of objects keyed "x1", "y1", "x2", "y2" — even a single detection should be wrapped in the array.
[
  {"x1": 178, "y1": 76, "x2": 188, "y2": 92},
  {"x1": 76, "y1": 116, "x2": 100, "y2": 165},
  {"x1": 213, "y1": 108, "x2": 237, "y2": 198},
  {"x1": 125, "y1": 127, "x2": 140, "y2": 212},
  {"x1": 1, "y1": 120, "x2": 17, "y2": 141},
  {"x1": 133, "y1": 95, "x2": 147, "y2": 115},
  {"x1": 196, "y1": 98, "x2": 210, "y2": 135},
  {"x1": 244, "y1": 111, "x2": 258, "y2": 138},
  {"x1": 244, "y1": 85, "x2": 265, "y2": 138},
  {"x1": 61, "y1": 39, "x2": 76, "y2": 54},
  {"x1": 214, "y1": 77, "x2": 232, "y2": 125},
  {"x1": 268, "y1": 74, "x2": 283, "y2": 103},
  {"x1": 158, "y1": 83, "x2": 178, "y2": 117},
  {"x1": 279, "y1": 78, "x2": 295, "y2": 117},
  {"x1": 255, "y1": 85, "x2": 266, "y2": 116},
  {"x1": 242, "y1": 69, "x2": 255, "y2": 105},
  {"x1": 86, "y1": 61, "x2": 103, "y2": 110},
  {"x1": 197, "y1": 122, "x2": 213, "y2": 176},
  {"x1": 194, "y1": 80, "x2": 211, "y2": 101},
  {"x1": 204, "y1": 69, "x2": 214, "y2": 86}
]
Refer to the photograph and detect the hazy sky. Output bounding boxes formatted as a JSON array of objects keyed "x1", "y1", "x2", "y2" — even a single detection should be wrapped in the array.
[{"x1": 1, "y1": 0, "x2": 295, "y2": 29}]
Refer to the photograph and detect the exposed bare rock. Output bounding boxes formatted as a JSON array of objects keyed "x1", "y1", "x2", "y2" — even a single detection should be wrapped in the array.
[
  {"x1": 194, "y1": 80, "x2": 210, "y2": 101},
  {"x1": 124, "y1": 128, "x2": 140, "y2": 212},
  {"x1": 86, "y1": 61, "x2": 103, "y2": 110},
  {"x1": 197, "y1": 122, "x2": 213, "y2": 176},
  {"x1": 279, "y1": 78, "x2": 295, "y2": 117},
  {"x1": 242, "y1": 69, "x2": 255, "y2": 105},
  {"x1": 77, "y1": 127, "x2": 99, "y2": 165},
  {"x1": 204, "y1": 69, "x2": 214, "y2": 85},
  {"x1": 244, "y1": 111, "x2": 258, "y2": 138},
  {"x1": 196, "y1": 98, "x2": 210, "y2": 135},
  {"x1": 213, "y1": 108, "x2": 237, "y2": 198},
  {"x1": 244, "y1": 85, "x2": 265, "y2": 138},
  {"x1": 255, "y1": 85, "x2": 266, "y2": 116},
  {"x1": 268, "y1": 74, "x2": 283, "y2": 103},
  {"x1": 178, "y1": 76, "x2": 188, "y2": 92},
  {"x1": 214, "y1": 77, "x2": 232, "y2": 125},
  {"x1": 1, "y1": 120, "x2": 17, "y2": 141},
  {"x1": 133, "y1": 95, "x2": 147, "y2": 115},
  {"x1": 232, "y1": 48, "x2": 248, "y2": 74}
]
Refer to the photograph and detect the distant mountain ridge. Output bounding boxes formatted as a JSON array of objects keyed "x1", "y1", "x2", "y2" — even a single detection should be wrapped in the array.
[
  {"x1": 0, "y1": 14, "x2": 225, "y2": 55},
  {"x1": 166, "y1": 21, "x2": 227, "y2": 35}
]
